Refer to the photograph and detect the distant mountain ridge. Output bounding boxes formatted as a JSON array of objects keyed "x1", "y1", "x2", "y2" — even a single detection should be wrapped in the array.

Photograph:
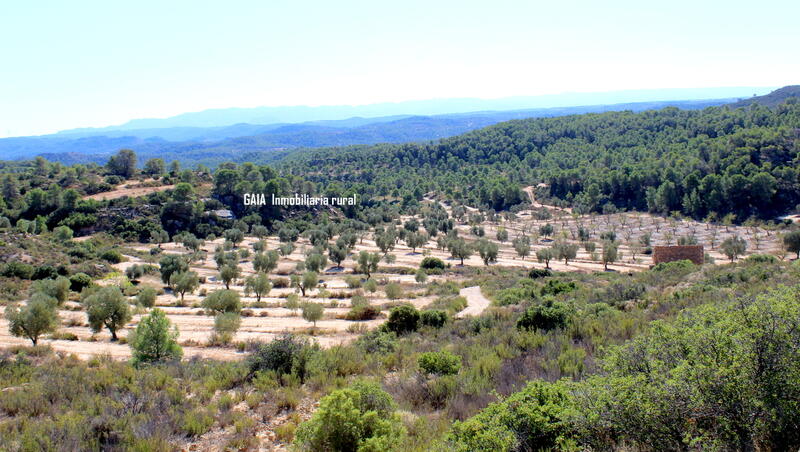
[
  {"x1": 728, "y1": 85, "x2": 800, "y2": 108},
  {"x1": 1, "y1": 98, "x2": 741, "y2": 165},
  {"x1": 57, "y1": 87, "x2": 772, "y2": 134}
]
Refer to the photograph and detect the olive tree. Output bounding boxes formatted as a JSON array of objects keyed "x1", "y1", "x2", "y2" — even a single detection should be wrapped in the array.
[
  {"x1": 291, "y1": 271, "x2": 318, "y2": 297},
  {"x1": 536, "y1": 247, "x2": 555, "y2": 269},
  {"x1": 602, "y1": 241, "x2": 619, "y2": 271},
  {"x1": 721, "y1": 236, "x2": 747, "y2": 261},
  {"x1": 357, "y1": 251, "x2": 381, "y2": 278},
  {"x1": 84, "y1": 286, "x2": 132, "y2": 341},
  {"x1": 170, "y1": 271, "x2": 199, "y2": 303},
  {"x1": 253, "y1": 250, "x2": 279, "y2": 273},
  {"x1": 202, "y1": 289, "x2": 241, "y2": 314},
  {"x1": 244, "y1": 272, "x2": 272, "y2": 302},
  {"x1": 783, "y1": 230, "x2": 800, "y2": 259},
  {"x1": 219, "y1": 263, "x2": 241, "y2": 289},
  {"x1": 301, "y1": 302, "x2": 324, "y2": 329},
  {"x1": 5, "y1": 298, "x2": 58, "y2": 345},
  {"x1": 476, "y1": 239, "x2": 499, "y2": 266},
  {"x1": 513, "y1": 236, "x2": 531, "y2": 260}
]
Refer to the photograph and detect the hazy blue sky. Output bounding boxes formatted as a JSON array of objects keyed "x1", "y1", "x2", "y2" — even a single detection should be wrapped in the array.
[{"x1": 1, "y1": 0, "x2": 798, "y2": 137}]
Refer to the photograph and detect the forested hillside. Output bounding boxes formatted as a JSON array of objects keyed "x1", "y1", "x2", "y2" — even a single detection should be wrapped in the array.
[
  {"x1": 1, "y1": 100, "x2": 800, "y2": 452},
  {"x1": 280, "y1": 101, "x2": 800, "y2": 221}
]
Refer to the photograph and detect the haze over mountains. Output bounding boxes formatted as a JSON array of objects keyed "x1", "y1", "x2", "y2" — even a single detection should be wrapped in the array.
[
  {"x1": 58, "y1": 87, "x2": 771, "y2": 134},
  {"x1": 0, "y1": 86, "x2": 783, "y2": 165}
]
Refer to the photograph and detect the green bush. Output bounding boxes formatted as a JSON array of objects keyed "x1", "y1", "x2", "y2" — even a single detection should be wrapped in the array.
[
  {"x1": 32, "y1": 265, "x2": 59, "y2": 280},
  {"x1": 528, "y1": 268, "x2": 552, "y2": 279},
  {"x1": 364, "y1": 279, "x2": 378, "y2": 293},
  {"x1": 0, "y1": 262, "x2": 35, "y2": 279},
  {"x1": 494, "y1": 285, "x2": 537, "y2": 306},
  {"x1": 345, "y1": 275, "x2": 363, "y2": 288},
  {"x1": 517, "y1": 300, "x2": 573, "y2": 331},
  {"x1": 420, "y1": 257, "x2": 445, "y2": 270},
  {"x1": 746, "y1": 253, "x2": 777, "y2": 263},
  {"x1": 651, "y1": 259, "x2": 695, "y2": 272},
  {"x1": 182, "y1": 410, "x2": 214, "y2": 436},
  {"x1": 420, "y1": 309, "x2": 449, "y2": 328},
  {"x1": 69, "y1": 273, "x2": 93, "y2": 292},
  {"x1": 213, "y1": 312, "x2": 242, "y2": 344},
  {"x1": 384, "y1": 283, "x2": 403, "y2": 300},
  {"x1": 357, "y1": 330, "x2": 397, "y2": 354},
  {"x1": 418, "y1": 350, "x2": 461, "y2": 375},
  {"x1": 386, "y1": 305, "x2": 419, "y2": 335},
  {"x1": 129, "y1": 308, "x2": 182, "y2": 365},
  {"x1": 247, "y1": 334, "x2": 317, "y2": 381},
  {"x1": 428, "y1": 295, "x2": 468, "y2": 314},
  {"x1": 293, "y1": 384, "x2": 405, "y2": 451},
  {"x1": 540, "y1": 279, "x2": 577, "y2": 297},
  {"x1": 346, "y1": 304, "x2": 381, "y2": 321},
  {"x1": 100, "y1": 249, "x2": 124, "y2": 264},
  {"x1": 448, "y1": 380, "x2": 574, "y2": 452},
  {"x1": 136, "y1": 286, "x2": 157, "y2": 308}
]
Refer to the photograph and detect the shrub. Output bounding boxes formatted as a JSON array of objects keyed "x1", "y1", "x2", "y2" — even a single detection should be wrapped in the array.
[
  {"x1": 517, "y1": 300, "x2": 573, "y2": 331},
  {"x1": 386, "y1": 305, "x2": 420, "y2": 335},
  {"x1": 420, "y1": 257, "x2": 445, "y2": 270},
  {"x1": 428, "y1": 295, "x2": 468, "y2": 314},
  {"x1": 528, "y1": 268, "x2": 552, "y2": 279},
  {"x1": 32, "y1": 265, "x2": 59, "y2": 280},
  {"x1": 293, "y1": 386, "x2": 405, "y2": 451},
  {"x1": 69, "y1": 273, "x2": 93, "y2": 291},
  {"x1": 0, "y1": 262, "x2": 35, "y2": 279},
  {"x1": 248, "y1": 334, "x2": 317, "y2": 380},
  {"x1": 540, "y1": 279, "x2": 577, "y2": 297},
  {"x1": 345, "y1": 275, "x2": 363, "y2": 288},
  {"x1": 182, "y1": 410, "x2": 214, "y2": 436},
  {"x1": 384, "y1": 283, "x2": 403, "y2": 300},
  {"x1": 447, "y1": 380, "x2": 574, "y2": 452},
  {"x1": 419, "y1": 350, "x2": 462, "y2": 375},
  {"x1": 495, "y1": 285, "x2": 537, "y2": 306},
  {"x1": 212, "y1": 312, "x2": 241, "y2": 344},
  {"x1": 357, "y1": 330, "x2": 397, "y2": 354},
  {"x1": 346, "y1": 304, "x2": 380, "y2": 321},
  {"x1": 50, "y1": 331, "x2": 79, "y2": 341},
  {"x1": 364, "y1": 279, "x2": 378, "y2": 293},
  {"x1": 136, "y1": 286, "x2": 157, "y2": 308},
  {"x1": 651, "y1": 259, "x2": 695, "y2": 272},
  {"x1": 596, "y1": 280, "x2": 646, "y2": 305},
  {"x1": 420, "y1": 309, "x2": 449, "y2": 328},
  {"x1": 100, "y1": 249, "x2": 124, "y2": 264},
  {"x1": 349, "y1": 379, "x2": 397, "y2": 415},
  {"x1": 284, "y1": 294, "x2": 300, "y2": 312},
  {"x1": 272, "y1": 277, "x2": 290, "y2": 288},
  {"x1": 129, "y1": 308, "x2": 182, "y2": 365},
  {"x1": 746, "y1": 254, "x2": 777, "y2": 264},
  {"x1": 53, "y1": 225, "x2": 74, "y2": 242}
]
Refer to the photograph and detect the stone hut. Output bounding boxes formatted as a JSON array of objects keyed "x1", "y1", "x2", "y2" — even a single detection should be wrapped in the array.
[{"x1": 652, "y1": 245, "x2": 704, "y2": 265}]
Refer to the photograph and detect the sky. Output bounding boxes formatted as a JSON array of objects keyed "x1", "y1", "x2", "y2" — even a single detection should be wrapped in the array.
[{"x1": 1, "y1": 0, "x2": 798, "y2": 137}]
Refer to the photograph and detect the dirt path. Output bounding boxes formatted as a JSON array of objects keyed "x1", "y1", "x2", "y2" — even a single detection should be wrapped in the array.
[
  {"x1": 456, "y1": 286, "x2": 491, "y2": 318},
  {"x1": 85, "y1": 183, "x2": 175, "y2": 200},
  {"x1": 523, "y1": 185, "x2": 572, "y2": 213}
]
